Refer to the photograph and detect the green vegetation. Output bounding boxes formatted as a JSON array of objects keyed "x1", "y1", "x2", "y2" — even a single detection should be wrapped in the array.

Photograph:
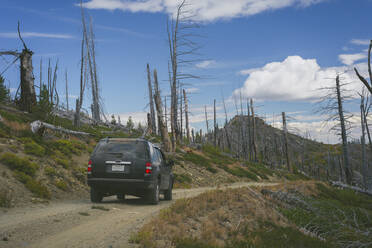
[
  {"x1": 55, "y1": 180, "x2": 68, "y2": 191},
  {"x1": 0, "y1": 153, "x2": 39, "y2": 176},
  {"x1": 201, "y1": 145, "x2": 236, "y2": 165},
  {"x1": 91, "y1": 205, "x2": 110, "y2": 211},
  {"x1": 182, "y1": 151, "x2": 217, "y2": 173},
  {"x1": 56, "y1": 158, "x2": 70, "y2": 169},
  {"x1": 13, "y1": 171, "x2": 50, "y2": 199},
  {"x1": 49, "y1": 139, "x2": 86, "y2": 157},
  {"x1": 279, "y1": 183, "x2": 372, "y2": 247},
  {"x1": 226, "y1": 221, "x2": 333, "y2": 248},
  {"x1": 219, "y1": 165, "x2": 258, "y2": 181},
  {"x1": 174, "y1": 173, "x2": 193, "y2": 188},
  {"x1": 0, "y1": 76, "x2": 10, "y2": 103},
  {"x1": 0, "y1": 189, "x2": 12, "y2": 208},
  {"x1": 24, "y1": 140, "x2": 45, "y2": 156},
  {"x1": 44, "y1": 166, "x2": 57, "y2": 177}
]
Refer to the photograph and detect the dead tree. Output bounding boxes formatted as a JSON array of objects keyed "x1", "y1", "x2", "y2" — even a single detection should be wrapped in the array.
[
  {"x1": 318, "y1": 75, "x2": 353, "y2": 184},
  {"x1": 354, "y1": 40, "x2": 372, "y2": 95},
  {"x1": 153, "y1": 69, "x2": 172, "y2": 152},
  {"x1": 183, "y1": 89, "x2": 190, "y2": 142},
  {"x1": 81, "y1": 3, "x2": 101, "y2": 123},
  {"x1": 74, "y1": 29, "x2": 87, "y2": 127},
  {"x1": 282, "y1": 112, "x2": 291, "y2": 172},
  {"x1": 179, "y1": 86, "x2": 183, "y2": 142},
  {"x1": 250, "y1": 99, "x2": 258, "y2": 162},
  {"x1": 147, "y1": 64, "x2": 156, "y2": 134},
  {"x1": 360, "y1": 94, "x2": 367, "y2": 189},
  {"x1": 214, "y1": 99, "x2": 217, "y2": 147},
  {"x1": 222, "y1": 95, "x2": 232, "y2": 151},
  {"x1": 167, "y1": 0, "x2": 201, "y2": 149},
  {"x1": 65, "y1": 69, "x2": 69, "y2": 111},
  {"x1": 204, "y1": 105, "x2": 209, "y2": 137},
  {"x1": 0, "y1": 22, "x2": 36, "y2": 112}
]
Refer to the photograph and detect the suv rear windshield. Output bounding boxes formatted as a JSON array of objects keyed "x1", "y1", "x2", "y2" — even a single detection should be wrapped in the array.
[{"x1": 94, "y1": 141, "x2": 148, "y2": 159}]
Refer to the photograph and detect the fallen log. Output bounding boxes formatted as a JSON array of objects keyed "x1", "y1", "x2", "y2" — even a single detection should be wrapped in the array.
[
  {"x1": 30, "y1": 120, "x2": 90, "y2": 136},
  {"x1": 330, "y1": 181, "x2": 372, "y2": 197}
]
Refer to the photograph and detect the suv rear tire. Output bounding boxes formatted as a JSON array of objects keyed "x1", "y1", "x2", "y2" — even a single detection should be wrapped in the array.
[
  {"x1": 90, "y1": 188, "x2": 103, "y2": 203},
  {"x1": 164, "y1": 179, "x2": 173, "y2": 201},
  {"x1": 147, "y1": 180, "x2": 160, "y2": 205},
  {"x1": 117, "y1": 194, "x2": 125, "y2": 201}
]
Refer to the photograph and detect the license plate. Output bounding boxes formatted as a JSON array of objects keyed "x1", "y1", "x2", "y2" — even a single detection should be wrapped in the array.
[{"x1": 112, "y1": 165, "x2": 125, "y2": 172}]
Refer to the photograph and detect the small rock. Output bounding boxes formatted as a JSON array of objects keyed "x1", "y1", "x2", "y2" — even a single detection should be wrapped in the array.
[{"x1": 2, "y1": 237, "x2": 9, "y2": 241}]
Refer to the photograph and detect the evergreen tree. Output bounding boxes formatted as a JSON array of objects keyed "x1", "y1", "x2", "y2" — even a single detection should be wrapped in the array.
[{"x1": 0, "y1": 76, "x2": 10, "y2": 103}]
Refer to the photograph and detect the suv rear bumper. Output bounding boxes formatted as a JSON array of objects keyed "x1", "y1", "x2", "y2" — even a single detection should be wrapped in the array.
[{"x1": 88, "y1": 177, "x2": 155, "y2": 193}]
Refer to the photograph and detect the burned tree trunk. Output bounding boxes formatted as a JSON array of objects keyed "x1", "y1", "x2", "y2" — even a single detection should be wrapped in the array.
[
  {"x1": 183, "y1": 89, "x2": 190, "y2": 142},
  {"x1": 354, "y1": 40, "x2": 372, "y2": 95},
  {"x1": 205, "y1": 105, "x2": 209, "y2": 135},
  {"x1": 336, "y1": 76, "x2": 352, "y2": 185},
  {"x1": 282, "y1": 112, "x2": 291, "y2": 172},
  {"x1": 153, "y1": 69, "x2": 172, "y2": 152},
  {"x1": 19, "y1": 49, "x2": 36, "y2": 112},
  {"x1": 250, "y1": 99, "x2": 258, "y2": 162},
  {"x1": 147, "y1": 64, "x2": 156, "y2": 134},
  {"x1": 214, "y1": 99, "x2": 217, "y2": 147},
  {"x1": 360, "y1": 95, "x2": 367, "y2": 189}
]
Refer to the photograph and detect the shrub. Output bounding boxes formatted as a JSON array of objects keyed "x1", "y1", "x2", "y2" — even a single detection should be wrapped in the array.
[
  {"x1": 56, "y1": 158, "x2": 70, "y2": 169},
  {"x1": 0, "y1": 153, "x2": 39, "y2": 176},
  {"x1": 24, "y1": 141, "x2": 45, "y2": 157},
  {"x1": 183, "y1": 152, "x2": 217, "y2": 173},
  {"x1": 13, "y1": 171, "x2": 50, "y2": 199},
  {"x1": 50, "y1": 139, "x2": 86, "y2": 157},
  {"x1": 55, "y1": 180, "x2": 68, "y2": 191},
  {"x1": 0, "y1": 189, "x2": 12, "y2": 208},
  {"x1": 44, "y1": 166, "x2": 57, "y2": 177}
]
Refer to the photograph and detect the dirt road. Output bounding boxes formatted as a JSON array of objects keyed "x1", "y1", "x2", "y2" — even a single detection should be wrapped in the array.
[{"x1": 0, "y1": 182, "x2": 277, "y2": 248}]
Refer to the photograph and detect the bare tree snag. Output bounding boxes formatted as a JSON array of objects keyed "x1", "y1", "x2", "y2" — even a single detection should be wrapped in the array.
[
  {"x1": 183, "y1": 89, "x2": 190, "y2": 142},
  {"x1": 147, "y1": 64, "x2": 156, "y2": 134},
  {"x1": 360, "y1": 95, "x2": 367, "y2": 189},
  {"x1": 335, "y1": 76, "x2": 352, "y2": 184},
  {"x1": 250, "y1": 99, "x2": 258, "y2": 162},
  {"x1": 65, "y1": 69, "x2": 69, "y2": 111},
  {"x1": 282, "y1": 112, "x2": 291, "y2": 172},
  {"x1": 204, "y1": 105, "x2": 209, "y2": 136},
  {"x1": 153, "y1": 69, "x2": 172, "y2": 152},
  {"x1": 214, "y1": 99, "x2": 217, "y2": 147},
  {"x1": 354, "y1": 40, "x2": 372, "y2": 95}
]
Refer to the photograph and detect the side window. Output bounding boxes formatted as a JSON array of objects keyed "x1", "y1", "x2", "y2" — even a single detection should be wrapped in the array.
[
  {"x1": 149, "y1": 144, "x2": 156, "y2": 163},
  {"x1": 155, "y1": 149, "x2": 163, "y2": 165}
]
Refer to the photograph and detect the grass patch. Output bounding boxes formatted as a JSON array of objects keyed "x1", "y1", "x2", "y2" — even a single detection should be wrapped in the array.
[
  {"x1": 174, "y1": 173, "x2": 193, "y2": 189},
  {"x1": 91, "y1": 205, "x2": 110, "y2": 211},
  {"x1": 182, "y1": 152, "x2": 217, "y2": 173},
  {"x1": 201, "y1": 145, "x2": 236, "y2": 166},
  {"x1": 0, "y1": 153, "x2": 39, "y2": 176},
  {"x1": 0, "y1": 189, "x2": 12, "y2": 208},
  {"x1": 279, "y1": 184, "x2": 372, "y2": 247},
  {"x1": 49, "y1": 139, "x2": 86, "y2": 157},
  {"x1": 55, "y1": 180, "x2": 68, "y2": 191},
  {"x1": 219, "y1": 165, "x2": 258, "y2": 181},
  {"x1": 24, "y1": 140, "x2": 45, "y2": 156},
  {"x1": 13, "y1": 171, "x2": 50, "y2": 199},
  {"x1": 226, "y1": 221, "x2": 333, "y2": 248},
  {"x1": 44, "y1": 166, "x2": 57, "y2": 177},
  {"x1": 56, "y1": 158, "x2": 70, "y2": 169},
  {"x1": 78, "y1": 212, "x2": 90, "y2": 216}
]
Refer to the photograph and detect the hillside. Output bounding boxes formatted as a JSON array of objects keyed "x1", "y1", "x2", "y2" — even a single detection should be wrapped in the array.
[{"x1": 132, "y1": 181, "x2": 372, "y2": 248}]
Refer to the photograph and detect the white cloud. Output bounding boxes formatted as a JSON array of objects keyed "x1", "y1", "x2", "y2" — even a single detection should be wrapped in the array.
[
  {"x1": 0, "y1": 32, "x2": 75, "y2": 39},
  {"x1": 195, "y1": 60, "x2": 217, "y2": 69},
  {"x1": 185, "y1": 87, "x2": 199, "y2": 93},
  {"x1": 239, "y1": 67, "x2": 260, "y2": 75},
  {"x1": 234, "y1": 55, "x2": 364, "y2": 102},
  {"x1": 81, "y1": 0, "x2": 326, "y2": 22},
  {"x1": 338, "y1": 53, "x2": 366, "y2": 66},
  {"x1": 351, "y1": 39, "x2": 370, "y2": 46}
]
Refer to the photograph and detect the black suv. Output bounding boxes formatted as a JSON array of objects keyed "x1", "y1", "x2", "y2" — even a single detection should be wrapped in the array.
[{"x1": 87, "y1": 138, "x2": 174, "y2": 204}]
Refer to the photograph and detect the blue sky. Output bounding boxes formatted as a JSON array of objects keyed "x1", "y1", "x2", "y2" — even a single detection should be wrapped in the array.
[{"x1": 0, "y1": 0, "x2": 371, "y2": 143}]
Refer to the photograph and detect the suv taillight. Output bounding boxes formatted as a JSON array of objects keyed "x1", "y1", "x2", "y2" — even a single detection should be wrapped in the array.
[
  {"x1": 145, "y1": 162, "x2": 152, "y2": 175},
  {"x1": 88, "y1": 160, "x2": 92, "y2": 173}
]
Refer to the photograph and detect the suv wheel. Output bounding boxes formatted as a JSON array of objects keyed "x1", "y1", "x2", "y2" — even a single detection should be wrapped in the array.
[
  {"x1": 147, "y1": 180, "x2": 160, "y2": 205},
  {"x1": 117, "y1": 194, "x2": 125, "y2": 201},
  {"x1": 164, "y1": 179, "x2": 173, "y2": 201},
  {"x1": 90, "y1": 188, "x2": 103, "y2": 203}
]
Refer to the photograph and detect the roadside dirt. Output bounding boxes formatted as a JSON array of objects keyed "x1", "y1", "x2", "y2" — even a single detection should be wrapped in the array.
[{"x1": 0, "y1": 182, "x2": 278, "y2": 248}]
